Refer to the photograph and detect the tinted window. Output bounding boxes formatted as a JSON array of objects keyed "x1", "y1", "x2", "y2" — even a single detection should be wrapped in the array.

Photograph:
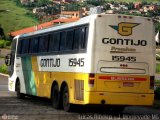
[
  {"x1": 66, "y1": 30, "x2": 74, "y2": 50},
  {"x1": 60, "y1": 31, "x2": 67, "y2": 51},
  {"x1": 73, "y1": 28, "x2": 80, "y2": 50},
  {"x1": 73, "y1": 27, "x2": 88, "y2": 50},
  {"x1": 11, "y1": 39, "x2": 17, "y2": 51},
  {"x1": 49, "y1": 32, "x2": 60, "y2": 52},
  {"x1": 29, "y1": 37, "x2": 39, "y2": 53},
  {"x1": 83, "y1": 27, "x2": 88, "y2": 49},
  {"x1": 21, "y1": 39, "x2": 30, "y2": 54},
  {"x1": 39, "y1": 35, "x2": 49, "y2": 52},
  {"x1": 17, "y1": 40, "x2": 22, "y2": 54}
]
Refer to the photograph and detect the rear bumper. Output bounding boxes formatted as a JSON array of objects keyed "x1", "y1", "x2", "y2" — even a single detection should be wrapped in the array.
[{"x1": 84, "y1": 91, "x2": 154, "y2": 106}]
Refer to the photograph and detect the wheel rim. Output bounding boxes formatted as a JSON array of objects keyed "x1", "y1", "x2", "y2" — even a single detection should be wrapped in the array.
[
  {"x1": 53, "y1": 89, "x2": 58, "y2": 103},
  {"x1": 63, "y1": 87, "x2": 70, "y2": 110},
  {"x1": 52, "y1": 85, "x2": 60, "y2": 109},
  {"x1": 64, "y1": 92, "x2": 69, "y2": 106}
]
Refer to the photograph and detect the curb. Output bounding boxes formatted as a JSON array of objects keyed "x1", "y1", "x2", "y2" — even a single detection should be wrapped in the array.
[{"x1": 0, "y1": 73, "x2": 9, "y2": 77}]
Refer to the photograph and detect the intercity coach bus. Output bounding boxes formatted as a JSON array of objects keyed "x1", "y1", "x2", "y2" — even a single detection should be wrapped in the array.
[{"x1": 5, "y1": 14, "x2": 156, "y2": 112}]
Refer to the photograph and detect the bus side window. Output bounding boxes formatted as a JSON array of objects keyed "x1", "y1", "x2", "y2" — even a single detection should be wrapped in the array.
[
  {"x1": 49, "y1": 32, "x2": 60, "y2": 52},
  {"x1": 80, "y1": 27, "x2": 86, "y2": 49},
  {"x1": 83, "y1": 27, "x2": 89, "y2": 49},
  {"x1": 66, "y1": 30, "x2": 74, "y2": 50},
  {"x1": 39, "y1": 35, "x2": 48, "y2": 53},
  {"x1": 73, "y1": 28, "x2": 81, "y2": 50},
  {"x1": 60, "y1": 31, "x2": 67, "y2": 51},
  {"x1": 29, "y1": 37, "x2": 39, "y2": 53},
  {"x1": 17, "y1": 40, "x2": 22, "y2": 54},
  {"x1": 21, "y1": 39, "x2": 30, "y2": 54}
]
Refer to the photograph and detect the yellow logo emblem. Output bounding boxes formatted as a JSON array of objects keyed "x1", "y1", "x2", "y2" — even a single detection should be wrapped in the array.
[{"x1": 110, "y1": 22, "x2": 140, "y2": 36}]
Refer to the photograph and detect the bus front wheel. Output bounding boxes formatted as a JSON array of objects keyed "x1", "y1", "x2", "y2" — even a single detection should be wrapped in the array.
[
  {"x1": 62, "y1": 86, "x2": 73, "y2": 112},
  {"x1": 51, "y1": 84, "x2": 60, "y2": 109},
  {"x1": 16, "y1": 80, "x2": 24, "y2": 99}
]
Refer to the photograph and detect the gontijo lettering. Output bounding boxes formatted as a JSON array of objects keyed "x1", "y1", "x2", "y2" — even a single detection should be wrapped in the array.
[
  {"x1": 40, "y1": 58, "x2": 60, "y2": 67},
  {"x1": 102, "y1": 38, "x2": 147, "y2": 46}
]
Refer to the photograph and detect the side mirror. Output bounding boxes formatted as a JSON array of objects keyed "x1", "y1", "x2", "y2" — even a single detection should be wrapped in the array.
[{"x1": 5, "y1": 54, "x2": 11, "y2": 66}]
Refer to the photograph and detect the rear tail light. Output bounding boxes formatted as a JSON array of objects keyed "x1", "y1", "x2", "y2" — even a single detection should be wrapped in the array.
[
  {"x1": 150, "y1": 76, "x2": 155, "y2": 89},
  {"x1": 89, "y1": 73, "x2": 95, "y2": 78},
  {"x1": 89, "y1": 73, "x2": 95, "y2": 87}
]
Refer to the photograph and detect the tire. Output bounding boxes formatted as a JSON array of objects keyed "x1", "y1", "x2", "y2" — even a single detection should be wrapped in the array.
[
  {"x1": 62, "y1": 86, "x2": 73, "y2": 112},
  {"x1": 16, "y1": 80, "x2": 25, "y2": 99},
  {"x1": 51, "y1": 84, "x2": 60, "y2": 109}
]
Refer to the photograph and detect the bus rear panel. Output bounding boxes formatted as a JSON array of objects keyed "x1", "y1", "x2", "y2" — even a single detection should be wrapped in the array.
[{"x1": 85, "y1": 14, "x2": 155, "y2": 106}]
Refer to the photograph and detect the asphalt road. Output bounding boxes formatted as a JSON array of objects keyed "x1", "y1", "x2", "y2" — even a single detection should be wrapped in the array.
[{"x1": 0, "y1": 74, "x2": 160, "y2": 120}]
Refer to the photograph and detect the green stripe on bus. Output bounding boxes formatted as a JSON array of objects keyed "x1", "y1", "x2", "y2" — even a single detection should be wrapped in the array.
[{"x1": 21, "y1": 57, "x2": 37, "y2": 95}]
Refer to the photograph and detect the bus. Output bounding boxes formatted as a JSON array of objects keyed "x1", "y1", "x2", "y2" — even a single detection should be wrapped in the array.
[{"x1": 5, "y1": 14, "x2": 156, "y2": 112}]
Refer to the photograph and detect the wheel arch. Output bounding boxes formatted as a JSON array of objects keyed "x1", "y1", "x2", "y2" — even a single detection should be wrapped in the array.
[
  {"x1": 15, "y1": 77, "x2": 20, "y2": 92},
  {"x1": 50, "y1": 80, "x2": 59, "y2": 98},
  {"x1": 60, "y1": 81, "x2": 68, "y2": 95}
]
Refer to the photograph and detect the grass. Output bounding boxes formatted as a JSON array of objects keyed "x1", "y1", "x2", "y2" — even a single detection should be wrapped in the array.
[
  {"x1": 0, "y1": 64, "x2": 8, "y2": 74},
  {"x1": 0, "y1": 0, "x2": 39, "y2": 38}
]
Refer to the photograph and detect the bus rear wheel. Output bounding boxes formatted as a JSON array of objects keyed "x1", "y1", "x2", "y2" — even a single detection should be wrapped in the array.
[
  {"x1": 16, "y1": 80, "x2": 24, "y2": 99},
  {"x1": 51, "y1": 84, "x2": 60, "y2": 109},
  {"x1": 62, "y1": 86, "x2": 73, "y2": 112}
]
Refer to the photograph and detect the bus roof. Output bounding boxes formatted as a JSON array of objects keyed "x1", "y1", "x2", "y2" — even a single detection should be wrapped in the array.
[
  {"x1": 19, "y1": 14, "x2": 97, "y2": 38},
  {"x1": 19, "y1": 14, "x2": 152, "y2": 39}
]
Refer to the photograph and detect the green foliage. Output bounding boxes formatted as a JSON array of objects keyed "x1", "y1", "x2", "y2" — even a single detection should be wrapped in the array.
[
  {"x1": 105, "y1": 0, "x2": 159, "y2": 2},
  {"x1": 0, "y1": 40, "x2": 11, "y2": 48},
  {"x1": 64, "y1": 3, "x2": 81, "y2": 11},
  {"x1": 86, "y1": 0, "x2": 106, "y2": 6},
  {"x1": 0, "y1": 0, "x2": 39, "y2": 38},
  {"x1": 0, "y1": 64, "x2": 8, "y2": 74},
  {"x1": 156, "y1": 63, "x2": 160, "y2": 73},
  {"x1": 155, "y1": 23, "x2": 160, "y2": 33},
  {"x1": 25, "y1": 11, "x2": 39, "y2": 21},
  {"x1": 155, "y1": 87, "x2": 160, "y2": 100},
  {"x1": 36, "y1": 0, "x2": 51, "y2": 7}
]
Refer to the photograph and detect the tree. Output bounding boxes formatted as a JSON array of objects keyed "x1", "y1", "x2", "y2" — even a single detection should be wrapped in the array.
[
  {"x1": 155, "y1": 22, "x2": 160, "y2": 33},
  {"x1": 127, "y1": 2, "x2": 134, "y2": 10},
  {"x1": 86, "y1": 0, "x2": 105, "y2": 6},
  {"x1": 36, "y1": 0, "x2": 50, "y2": 7},
  {"x1": 0, "y1": 24, "x2": 5, "y2": 39},
  {"x1": 64, "y1": 3, "x2": 81, "y2": 11}
]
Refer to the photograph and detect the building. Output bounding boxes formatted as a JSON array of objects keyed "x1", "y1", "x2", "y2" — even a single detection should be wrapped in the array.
[
  {"x1": 106, "y1": 10, "x2": 119, "y2": 14},
  {"x1": 20, "y1": 0, "x2": 29, "y2": 5},
  {"x1": 60, "y1": 11, "x2": 82, "y2": 18},
  {"x1": 33, "y1": 7, "x2": 44, "y2": 14},
  {"x1": 134, "y1": 2, "x2": 142, "y2": 10},
  {"x1": 53, "y1": 0, "x2": 75, "y2": 3},
  {"x1": 9, "y1": 18, "x2": 79, "y2": 37},
  {"x1": 20, "y1": 0, "x2": 35, "y2": 5},
  {"x1": 143, "y1": 5, "x2": 158, "y2": 12}
]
